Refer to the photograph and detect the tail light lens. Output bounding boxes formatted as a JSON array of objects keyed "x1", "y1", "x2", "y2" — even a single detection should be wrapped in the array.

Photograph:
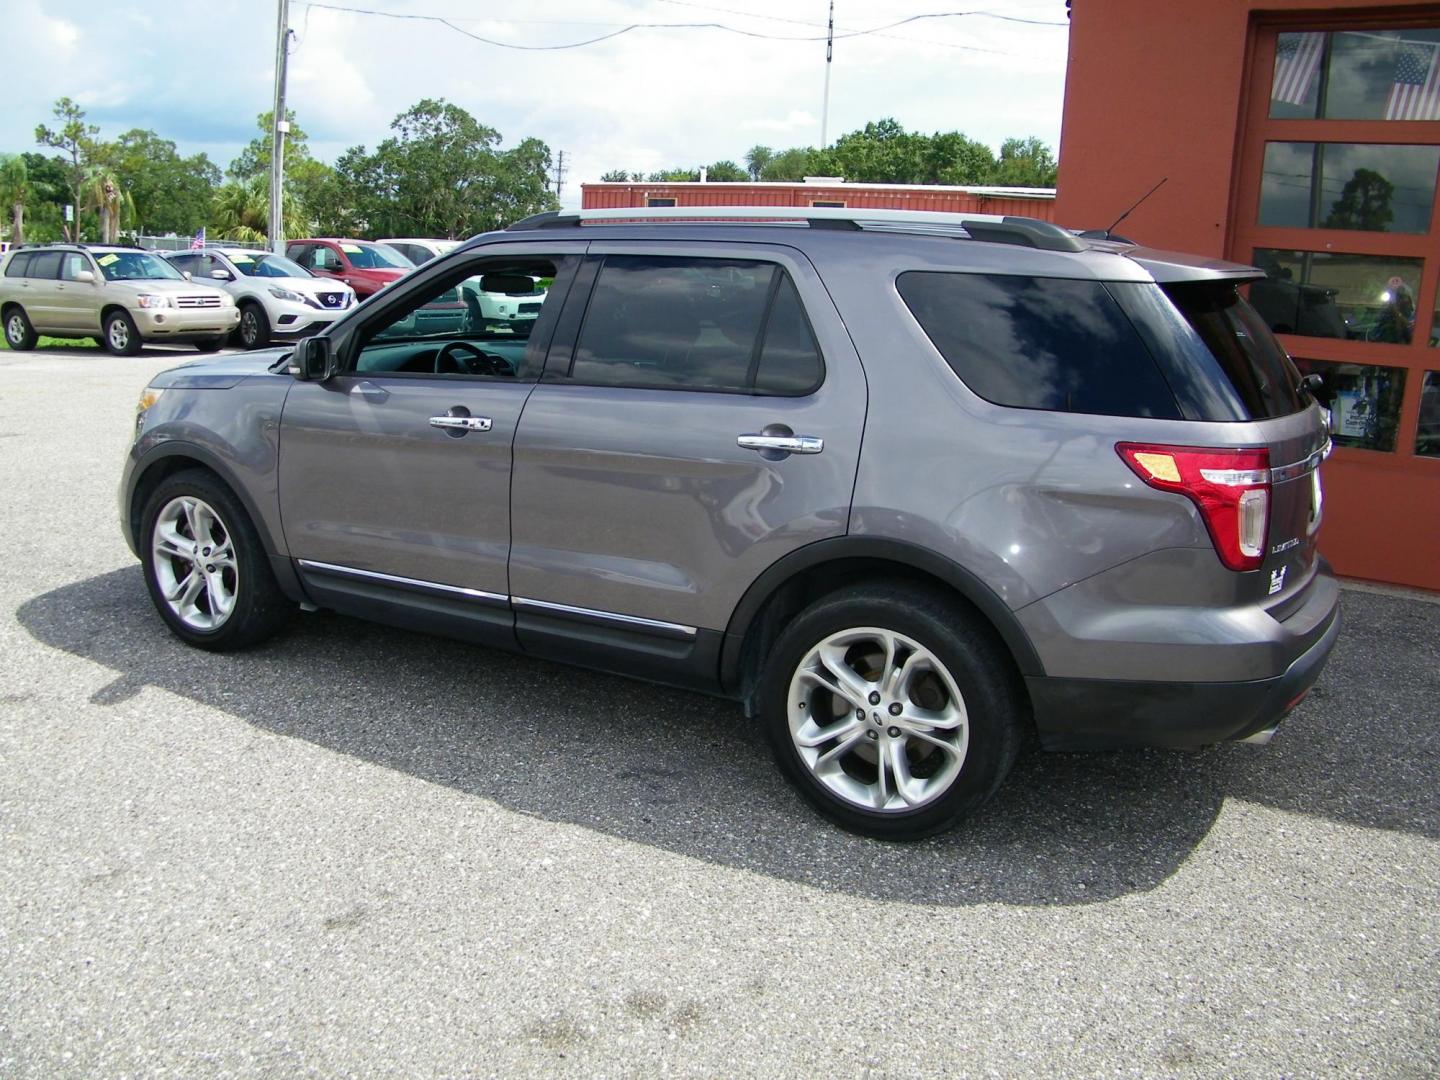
[{"x1": 1117, "y1": 443, "x2": 1271, "y2": 571}]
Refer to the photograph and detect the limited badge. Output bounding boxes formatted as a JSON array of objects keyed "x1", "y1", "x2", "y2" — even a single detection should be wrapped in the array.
[{"x1": 1269, "y1": 566, "x2": 1287, "y2": 595}]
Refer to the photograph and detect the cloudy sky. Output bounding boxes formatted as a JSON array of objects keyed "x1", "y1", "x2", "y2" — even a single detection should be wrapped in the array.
[{"x1": 9, "y1": 0, "x2": 1070, "y2": 205}]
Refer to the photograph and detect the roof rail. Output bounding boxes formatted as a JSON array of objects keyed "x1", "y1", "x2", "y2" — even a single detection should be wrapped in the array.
[{"x1": 506, "y1": 205, "x2": 1086, "y2": 253}]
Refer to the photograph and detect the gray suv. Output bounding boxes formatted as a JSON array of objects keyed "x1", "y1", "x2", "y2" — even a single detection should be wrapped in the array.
[{"x1": 118, "y1": 207, "x2": 1340, "y2": 839}]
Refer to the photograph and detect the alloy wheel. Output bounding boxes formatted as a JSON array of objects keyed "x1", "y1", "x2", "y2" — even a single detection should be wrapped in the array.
[
  {"x1": 108, "y1": 318, "x2": 130, "y2": 351},
  {"x1": 787, "y1": 626, "x2": 969, "y2": 812},
  {"x1": 150, "y1": 495, "x2": 238, "y2": 631},
  {"x1": 6, "y1": 314, "x2": 24, "y2": 345}
]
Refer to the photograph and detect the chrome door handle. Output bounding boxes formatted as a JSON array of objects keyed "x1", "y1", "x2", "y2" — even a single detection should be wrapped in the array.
[
  {"x1": 737, "y1": 433, "x2": 823, "y2": 455},
  {"x1": 430, "y1": 415, "x2": 492, "y2": 432}
]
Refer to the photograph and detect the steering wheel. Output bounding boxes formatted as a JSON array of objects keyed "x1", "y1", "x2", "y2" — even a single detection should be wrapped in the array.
[{"x1": 435, "y1": 340, "x2": 514, "y2": 377}]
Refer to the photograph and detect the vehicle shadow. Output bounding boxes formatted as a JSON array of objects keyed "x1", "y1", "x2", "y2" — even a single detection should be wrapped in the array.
[{"x1": 16, "y1": 569, "x2": 1438, "y2": 907}]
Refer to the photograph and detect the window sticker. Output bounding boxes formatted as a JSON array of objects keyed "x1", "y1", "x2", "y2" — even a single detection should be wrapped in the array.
[
  {"x1": 231, "y1": 253, "x2": 254, "y2": 263},
  {"x1": 97, "y1": 254, "x2": 119, "y2": 266},
  {"x1": 340, "y1": 244, "x2": 362, "y2": 254}
]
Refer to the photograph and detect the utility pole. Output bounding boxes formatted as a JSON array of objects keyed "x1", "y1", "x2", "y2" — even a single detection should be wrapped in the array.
[
  {"x1": 819, "y1": 0, "x2": 834, "y2": 148},
  {"x1": 269, "y1": 0, "x2": 291, "y2": 255},
  {"x1": 554, "y1": 150, "x2": 568, "y2": 202}
]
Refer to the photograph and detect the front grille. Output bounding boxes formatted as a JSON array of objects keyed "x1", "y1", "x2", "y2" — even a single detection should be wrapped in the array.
[
  {"x1": 519, "y1": 302, "x2": 542, "y2": 315},
  {"x1": 176, "y1": 295, "x2": 222, "y2": 309},
  {"x1": 317, "y1": 292, "x2": 344, "y2": 308}
]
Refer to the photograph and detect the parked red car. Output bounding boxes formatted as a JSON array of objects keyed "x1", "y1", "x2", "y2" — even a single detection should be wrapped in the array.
[{"x1": 285, "y1": 239, "x2": 412, "y2": 299}]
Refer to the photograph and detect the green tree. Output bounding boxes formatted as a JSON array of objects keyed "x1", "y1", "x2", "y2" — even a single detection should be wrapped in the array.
[
  {"x1": 34, "y1": 97, "x2": 101, "y2": 241},
  {"x1": 990, "y1": 136, "x2": 1058, "y2": 187},
  {"x1": 108, "y1": 129, "x2": 219, "y2": 235},
  {"x1": 759, "y1": 146, "x2": 818, "y2": 181},
  {"x1": 80, "y1": 169, "x2": 135, "y2": 244},
  {"x1": 0, "y1": 154, "x2": 32, "y2": 245},
  {"x1": 745, "y1": 145, "x2": 774, "y2": 181},
  {"x1": 599, "y1": 169, "x2": 638, "y2": 182},
  {"x1": 1324, "y1": 168, "x2": 1394, "y2": 232},
  {"x1": 210, "y1": 175, "x2": 309, "y2": 243},
  {"x1": 705, "y1": 160, "x2": 747, "y2": 182},
  {"x1": 228, "y1": 110, "x2": 340, "y2": 235},
  {"x1": 335, "y1": 99, "x2": 558, "y2": 237}
]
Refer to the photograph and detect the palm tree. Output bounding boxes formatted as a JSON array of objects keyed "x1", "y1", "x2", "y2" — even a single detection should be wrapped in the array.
[
  {"x1": 80, "y1": 169, "x2": 135, "y2": 244},
  {"x1": 0, "y1": 154, "x2": 30, "y2": 246},
  {"x1": 211, "y1": 176, "x2": 309, "y2": 243}
]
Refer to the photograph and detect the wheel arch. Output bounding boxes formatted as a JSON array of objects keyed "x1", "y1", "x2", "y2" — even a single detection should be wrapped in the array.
[
  {"x1": 127, "y1": 444, "x2": 305, "y2": 602},
  {"x1": 721, "y1": 537, "x2": 1044, "y2": 708}
]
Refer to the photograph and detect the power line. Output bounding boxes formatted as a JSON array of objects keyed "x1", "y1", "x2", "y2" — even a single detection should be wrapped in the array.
[{"x1": 296, "y1": 0, "x2": 1065, "y2": 52}]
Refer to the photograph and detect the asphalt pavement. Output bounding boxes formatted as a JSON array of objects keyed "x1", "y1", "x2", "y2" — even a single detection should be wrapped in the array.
[{"x1": 1, "y1": 345, "x2": 1437, "y2": 1078}]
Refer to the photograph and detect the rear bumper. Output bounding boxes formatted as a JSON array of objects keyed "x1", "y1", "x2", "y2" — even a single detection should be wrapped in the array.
[{"x1": 1028, "y1": 598, "x2": 1340, "y2": 750}]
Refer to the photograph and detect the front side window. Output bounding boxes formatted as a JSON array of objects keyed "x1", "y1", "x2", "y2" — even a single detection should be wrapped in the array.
[
  {"x1": 1271, "y1": 28, "x2": 1440, "y2": 120},
  {"x1": 568, "y1": 256, "x2": 823, "y2": 394},
  {"x1": 897, "y1": 271, "x2": 1182, "y2": 418},
  {"x1": 342, "y1": 242, "x2": 410, "y2": 270},
  {"x1": 353, "y1": 256, "x2": 571, "y2": 381},
  {"x1": 94, "y1": 252, "x2": 183, "y2": 282},
  {"x1": 230, "y1": 252, "x2": 310, "y2": 278},
  {"x1": 60, "y1": 252, "x2": 92, "y2": 280}
]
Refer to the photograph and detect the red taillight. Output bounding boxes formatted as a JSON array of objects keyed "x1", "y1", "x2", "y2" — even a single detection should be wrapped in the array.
[{"x1": 1117, "y1": 443, "x2": 1271, "y2": 572}]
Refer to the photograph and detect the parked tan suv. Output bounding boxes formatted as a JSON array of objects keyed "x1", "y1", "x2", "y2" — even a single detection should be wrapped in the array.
[{"x1": 1, "y1": 244, "x2": 239, "y2": 355}]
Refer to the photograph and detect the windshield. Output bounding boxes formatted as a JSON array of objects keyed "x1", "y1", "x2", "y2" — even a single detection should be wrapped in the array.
[
  {"x1": 229, "y1": 252, "x2": 312, "y2": 278},
  {"x1": 96, "y1": 252, "x2": 183, "y2": 282},
  {"x1": 343, "y1": 243, "x2": 411, "y2": 270}
]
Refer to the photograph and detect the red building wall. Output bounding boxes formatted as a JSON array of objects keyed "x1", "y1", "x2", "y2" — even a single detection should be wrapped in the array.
[{"x1": 582, "y1": 182, "x2": 1057, "y2": 222}]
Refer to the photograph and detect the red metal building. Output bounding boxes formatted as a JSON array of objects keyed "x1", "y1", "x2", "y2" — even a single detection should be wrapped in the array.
[
  {"x1": 580, "y1": 180, "x2": 1057, "y2": 221},
  {"x1": 1057, "y1": 0, "x2": 1440, "y2": 591}
]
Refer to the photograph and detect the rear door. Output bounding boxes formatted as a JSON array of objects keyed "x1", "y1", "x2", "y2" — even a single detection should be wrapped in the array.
[
  {"x1": 508, "y1": 244, "x2": 868, "y2": 682},
  {"x1": 54, "y1": 251, "x2": 101, "y2": 332}
]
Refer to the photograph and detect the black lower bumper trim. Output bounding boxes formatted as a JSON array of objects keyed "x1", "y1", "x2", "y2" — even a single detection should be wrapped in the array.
[{"x1": 1028, "y1": 606, "x2": 1341, "y2": 751}]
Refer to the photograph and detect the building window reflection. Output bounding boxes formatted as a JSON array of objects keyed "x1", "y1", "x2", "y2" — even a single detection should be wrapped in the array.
[
  {"x1": 1250, "y1": 248, "x2": 1422, "y2": 344},
  {"x1": 1271, "y1": 28, "x2": 1440, "y2": 120},
  {"x1": 1295, "y1": 358, "x2": 1407, "y2": 451}
]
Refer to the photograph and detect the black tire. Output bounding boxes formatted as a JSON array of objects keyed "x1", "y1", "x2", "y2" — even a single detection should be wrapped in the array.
[
  {"x1": 138, "y1": 468, "x2": 291, "y2": 650},
  {"x1": 103, "y1": 310, "x2": 142, "y2": 356},
  {"x1": 237, "y1": 303, "x2": 270, "y2": 349},
  {"x1": 194, "y1": 337, "x2": 226, "y2": 353},
  {"x1": 3, "y1": 306, "x2": 38, "y2": 350},
  {"x1": 758, "y1": 583, "x2": 1024, "y2": 840}
]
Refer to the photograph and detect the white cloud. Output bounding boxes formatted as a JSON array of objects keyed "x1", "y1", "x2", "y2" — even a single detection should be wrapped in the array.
[{"x1": 2, "y1": 0, "x2": 1070, "y2": 189}]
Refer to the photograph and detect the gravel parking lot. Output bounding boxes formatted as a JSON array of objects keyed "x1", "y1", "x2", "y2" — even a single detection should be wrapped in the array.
[{"x1": 1, "y1": 346, "x2": 1437, "y2": 1078}]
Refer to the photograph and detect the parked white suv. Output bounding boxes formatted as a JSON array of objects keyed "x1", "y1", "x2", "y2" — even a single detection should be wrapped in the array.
[
  {"x1": 164, "y1": 248, "x2": 355, "y2": 349},
  {"x1": 376, "y1": 238, "x2": 545, "y2": 328}
]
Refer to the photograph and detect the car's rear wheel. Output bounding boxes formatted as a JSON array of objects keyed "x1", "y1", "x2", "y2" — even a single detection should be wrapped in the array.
[
  {"x1": 103, "y1": 310, "x2": 142, "y2": 356},
  {"x1": 237, "y1": 303, "x2": 270, "y2": 349},
  {"x1": 4, "y1": 307, "x2": 38, "y2": 350},
  {"x1": 139, "y1": 469, "x2": 290, "y2": 650},
  {"x1": 759, "y1": 584, "x2": 1023, "y2": 839}
]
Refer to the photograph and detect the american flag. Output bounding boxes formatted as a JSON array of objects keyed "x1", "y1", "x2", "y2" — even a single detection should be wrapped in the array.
[
  {"x1": 1272, "y1": 31, "x2": 1325, "y2": 107},
  {"x1": 1385, "y1": 40, "x2": 1440, "y2": 121},
  {"x1": 189, "y1": 227, "x2": 206, "y2": 251}
]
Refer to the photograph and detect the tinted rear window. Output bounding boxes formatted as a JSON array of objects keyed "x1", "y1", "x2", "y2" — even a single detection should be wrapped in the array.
[
  {"x1": 896, "y1": 272, "x2": 1182, "y2": 419},
  {"x1": 1161, "y1": 281, "x2": 1305, "y2": 419},
  {"x1": 26, "y1": 252, "x2": 62, "y2": 280}
]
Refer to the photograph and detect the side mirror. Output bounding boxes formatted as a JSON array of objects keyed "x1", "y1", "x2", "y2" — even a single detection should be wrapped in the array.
[
  {"x1": 1301, "y1": 372, "x2": 1334, "y2": 407},
  {"x1": 74, "y1": 269, "x2": 95, "y2": 284},
  {"x1": 290, "y1": 336, "x2": 339, "y2": 381},
  {"x1": 182, "y1": 270, "x2": 193, "y2": 281},
  {"x1": 210, "y1": 269, "x2": 233, "y2": 281}
]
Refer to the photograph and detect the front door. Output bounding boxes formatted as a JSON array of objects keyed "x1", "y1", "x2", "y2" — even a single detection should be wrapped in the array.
[
  {"x1": 508, "y1": 246, "x2": 868, "y2": 680},
  {"x1": 277, "y1": 246, "x2": 583, "y2": 647}
]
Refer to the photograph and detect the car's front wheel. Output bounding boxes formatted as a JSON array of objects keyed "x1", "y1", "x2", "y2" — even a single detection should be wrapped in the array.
[
  {"x1": 139, "y1": 469, "x2": 290, "y2": 650},
  {"x1": 759, "y1": 584, "x2": 1024, "y2": 839},
  {"x1": 237, "y1": 303, "x2": 270, "y2": 349},
  {"x1": 103, "y1": 310, "x2": 142, "y2": 356},
  {"x1": 194, "y1": 337, "x2": 226, "y2": 353},
  {"x1": 4, "y1": 306, "x2": 38, "y2": 350}
]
